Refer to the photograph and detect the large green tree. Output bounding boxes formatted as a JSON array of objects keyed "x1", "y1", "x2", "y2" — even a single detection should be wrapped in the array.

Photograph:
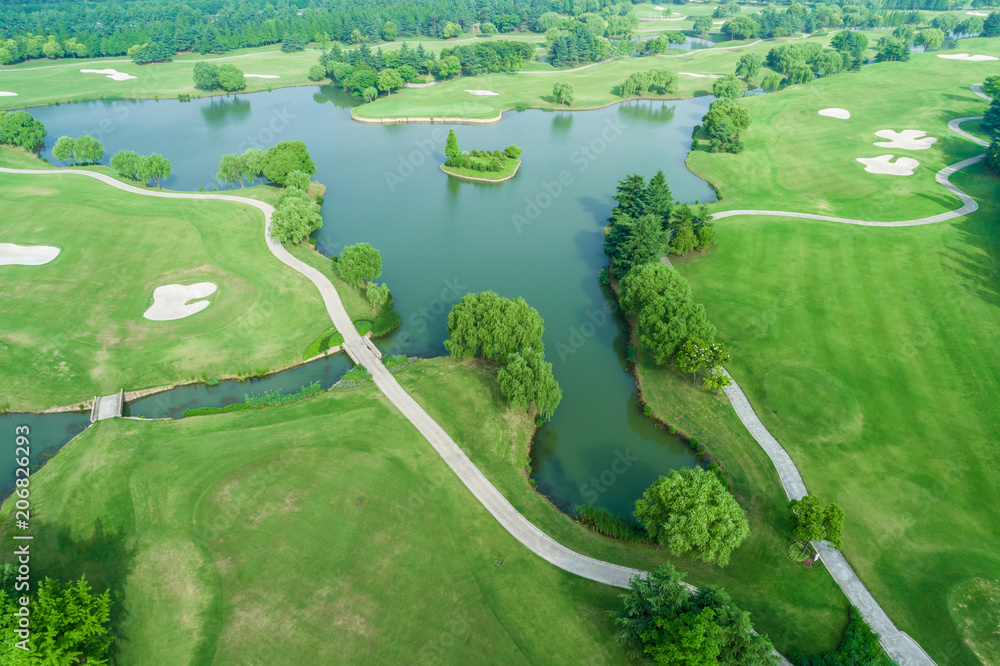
[
  {"x1": 51, "y1": 136, "x2": 76, "y2": 165},
  {"x1": 787, "y1": 495, "x2": 845, "y2": 548},
  {"x1": 0, "y1": 111, "x2": 46, "y2": 152},
  {"x1": 217, "y1": 64, "x2": 246, "y2": 92},
  {"x1": 144, "y1": 154, "x2": 172, "y2": 188},
  {"x1": 262, "y1": 141, "x2": 316, "y2": 185},
  {"x1": 0, "y1": 575, "x2": 111, "y2": 665},
  {"x1": 619, "y1": 263, "x2": 692, "y2": 315},
  {"x1": 217, "y1": 153, "x2": 245, "y2": 186},
  {"x1": 74, "y1": 135, "x2": 104, "y2": 164},
  {"x1": 444, "y1": 291, "x2": 545, "y2": 362},
  {"x1": 634, "y1": 467, "x2": 750, "y2": 566},
  {"x1": 240, "y1": 147, "x2": 266, "y2": 185},
  {"x1": 192, "y1": 61, "x2": 219, "y2": 90},
  {"x1": 109, "y1": 150, "x2": 141, "y2": 180},
  {"x1": 497, "y1": 347, "x2": 563, "y2": 420},
  {"x1": 338, "y1": 242, "x2": 383, "y2": 287},
  {"x1": 270, "y1": 191, "x2": 323, "y2": 244},
  {"x1": 734, "y1": 53, "x2": 762, "y2": 83}
]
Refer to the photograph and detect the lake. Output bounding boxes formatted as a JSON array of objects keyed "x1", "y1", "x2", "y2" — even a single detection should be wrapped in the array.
[{"x1": 24, "y1": 84, "x2": 716, "y2": 517}]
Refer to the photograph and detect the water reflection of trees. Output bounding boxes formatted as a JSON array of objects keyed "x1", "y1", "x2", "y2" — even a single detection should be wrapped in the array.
[
  {"x1": 617, "y1": 100, "x2": 676, "y2": 123},
  {"x1": 312, "y1": 85, "x2": 361, "y2": 108},
  {"x1": 552, "y1": 112, "x2": 574, "y2": 133},
  {"x1": 200, "y1": 96, "x2": 252, "y2": 124}
]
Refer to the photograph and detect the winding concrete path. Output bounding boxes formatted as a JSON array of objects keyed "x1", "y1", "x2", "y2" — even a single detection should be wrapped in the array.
[{"x1": 705, "y1": 85, "x2": 995, "y2": 666}]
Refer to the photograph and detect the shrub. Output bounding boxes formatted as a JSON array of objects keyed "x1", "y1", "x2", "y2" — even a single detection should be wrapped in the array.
[
  {"x1": 599, "y1": 268, "x2": 610, "y2": 286},
  {"x1": 535, "y1": 417, "x2": 545, "y2": 427},
  {"x1": 353, "y1": 319, "x2": 373, "y2": 336},
  {"x1": 642, "y1": 404, "x2": 653, "y2": 416},
  {"x1": 504, "y1": 144, "x2": 523, "y2": 158},
  {"x1": 574, "y1": 504, "x2": 653, "y2": 543}
]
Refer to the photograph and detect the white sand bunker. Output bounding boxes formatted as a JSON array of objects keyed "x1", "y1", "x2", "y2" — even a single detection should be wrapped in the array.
[
  {"x1": 245, "y1": 74, "x2": 280, "y2": 79},
  {"x1": 857, "y1": 155, "x2": 919, "y2": 176},
  {"x1": 143, "y1": 282, "x2": 218, "y2": 321},
  {"x1": 465, "y1": 89, "x2": 499, "y2": 95},
  {"x1": 0, "y1": 92, "x2": 17, "y2": 97},
  {"x1": 874, "y1": 129, "x2": 937, "y2": 150},
  {"x1": 0, "y1": 243, "x2": 60, "y2": 266},
  {"x1": 679, "y1": 72, "x2": 723, "y2": 78},
  {"x1": 81, "y1": 68, "x2": 137, "y2": 81},
  {"x1": 937, "y1": 53, "x2": 998, "y2": 61},
  {"x1": 966, "y1": 11, "x2": 988, "y2": 16},
  {"x1": 818, "y1": 108, "x2": 851, "y2": 119}
]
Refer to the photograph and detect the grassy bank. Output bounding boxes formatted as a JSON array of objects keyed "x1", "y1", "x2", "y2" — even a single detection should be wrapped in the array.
[
  {"x1": 397, "y1": 358, "x2": 849, "y2": 653},
  {"x1": 0, "y1": 150, "x2": 331, "y2": 410},
  {"x1": 0, "y1": 363, "x2": 632, "y2": 664}
]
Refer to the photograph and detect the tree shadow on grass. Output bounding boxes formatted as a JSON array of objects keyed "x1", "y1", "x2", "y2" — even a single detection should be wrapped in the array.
[{"x1": 1, "y1": 518, "x2": 137, "y2": 663}]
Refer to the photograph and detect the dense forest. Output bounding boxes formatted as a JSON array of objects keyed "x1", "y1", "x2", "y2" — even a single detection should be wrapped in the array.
[{"x1": 0, "y1": 0, "x2": 996, "y2": 67}]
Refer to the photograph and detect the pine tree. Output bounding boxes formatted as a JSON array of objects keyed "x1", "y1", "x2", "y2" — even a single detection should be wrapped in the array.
[{"x1": 445, "y1": 128, "x2": 460, "y2": 157}]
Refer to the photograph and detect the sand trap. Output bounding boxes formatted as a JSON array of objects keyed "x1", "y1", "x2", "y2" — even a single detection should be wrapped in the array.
[
  {"x1": 937, "y1": 53, "x2": 998, "y2": 61},
  {"x1": 966, "y1": 11, "x2": 988, "y2": 16},
  {"x1": 0, "y1": 243, "x2": 60, "y2": 266},
  {"x1": 81, "y1": 68, "x2": 137, "y2": 81},
  {"x1": 465, "y1": 89, "x2": 499, "y2": 95},
  {"x1": 857, "y1": 155, "x2": 919, "y2": 176},
  {"x1": 818, "y1": 108, "x2": 851, "y2": 119},
  {"x1": 244, "y1": 74, "x2": 280, "y2": 79},
  {"x1": 143, "y1": 282, "x2": 218, "y2": 321},
  {"x1": 0, "y1": 92, "x2": 17, "y2": 97},
  {"x1": 713, "y1": 20, "x2": 726, "y2": 24},
  {"x1": 679, "y1": 72, "x2": 723, "y2": 78},
  {"x1": 873, "y1": 129, "x2": 937, "y2": 150}
]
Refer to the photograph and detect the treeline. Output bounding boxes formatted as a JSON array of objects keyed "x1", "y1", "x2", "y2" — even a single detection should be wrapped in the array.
[
  {"x1": 0, "y1": 0, "x2": 551, "y2": 65},
  {"x1": 603, "y1": 171, "x2": 730, "y2": 392},
  {"x1": 313, "y1": 39, "x2": 534, "y2": 98}
]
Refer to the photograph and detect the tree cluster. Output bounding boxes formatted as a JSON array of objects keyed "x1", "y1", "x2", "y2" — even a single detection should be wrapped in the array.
[
  {"x1": 0, "y1": 111, "x2": 46, "y2": 152},
  {"x1": 634, "y1": 468, "x2": 751, "y2": 566},
  {"x1": 618, "y1": 69, "x2": 679, "y2": 99},
  {"x1": 700, "y1": 98, "x2": 752, "y2": 154},
  {"x1": 787, "y1": 496, "x2": 845, "y2": 548},
  {"x1": 438, "y1": 40, "x2": 535, "y2": 75},
  {"x1": 444, "y1": 291, "x2": 562, "y2": 420},
  {"x1": 109, "y1": 150, "x2": 172, "y2": 188},
  {"x1": 442, "y1": 129, "x2": 521, "y2": 173},
  {"x1": 548, "y1": 24, "x2": 610, "y2": 68},
  {"x1": 216, "y1": 148, "x2": 266, "y2": 187},
  {"x1": 611, "y1": 565, "x2": 775, "y2": 665},
  {"x1": 192, "y1": 62, "x2": 247, "y2": 92},
  {"x1": 261, "y1": 140, "x2": 316, "y2": 186},
  {"x1": 52, "y1": 135, "x2": 104, "y2": 165}
]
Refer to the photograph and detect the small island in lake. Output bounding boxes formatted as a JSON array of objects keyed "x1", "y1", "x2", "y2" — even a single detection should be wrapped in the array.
[{"x1": 441, "y1": 128, "x2": 521, "y2": 182}]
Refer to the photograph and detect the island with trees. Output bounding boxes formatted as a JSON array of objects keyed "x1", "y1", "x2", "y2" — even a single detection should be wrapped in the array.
[{"x1": 440, "y1": 129, "x2": 521, "y2": 182}]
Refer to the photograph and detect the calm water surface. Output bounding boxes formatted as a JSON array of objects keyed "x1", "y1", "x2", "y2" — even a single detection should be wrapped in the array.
[{"x1": 28, "y1": 86, "x2": 715, "y2": 516}]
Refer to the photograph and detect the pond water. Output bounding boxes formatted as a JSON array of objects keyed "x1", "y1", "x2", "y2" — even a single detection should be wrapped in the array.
[{"x1": 26, "y1": 85, "x2": 716, "y2": 517}]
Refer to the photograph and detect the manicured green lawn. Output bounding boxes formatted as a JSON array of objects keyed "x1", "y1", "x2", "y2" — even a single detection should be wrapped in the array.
[
  {"x1": 398, "y1": 358, "x2": 849, "y2": 653},
  {"x1": 670, "y1": 154, "x2": 1000, "y2": 664},
  {"x1": 0, "y1": 150, "x2": 331, "y2": 410},
  {"x1": 688, "y1": 44, "x2": 999, "y2": 221},
  {"x1": 0, "y1": 364, "x2": 631, "y2": 665},
  {"x1": 442, "y1": 157, "x2": 520, "y2": 181}
]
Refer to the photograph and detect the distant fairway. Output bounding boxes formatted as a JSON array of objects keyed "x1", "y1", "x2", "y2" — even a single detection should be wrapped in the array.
[
  {"x1": 665, "y1": 52, "x2": 1000, "y2": 662},
  {"x1": 0, "y1": 149, "x2": 332, "y2": 409}
]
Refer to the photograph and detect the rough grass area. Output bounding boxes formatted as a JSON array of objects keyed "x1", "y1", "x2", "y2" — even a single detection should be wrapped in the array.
[
  {"x1": 0, "y1": 152, "x2": 330, "y2": 410},
  {"x1": 948, "y1": 577, "x2": 1000, "y2": 666},
  {"x1": 0, "y1": 364, "x2": 630, "y2": 664}
]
